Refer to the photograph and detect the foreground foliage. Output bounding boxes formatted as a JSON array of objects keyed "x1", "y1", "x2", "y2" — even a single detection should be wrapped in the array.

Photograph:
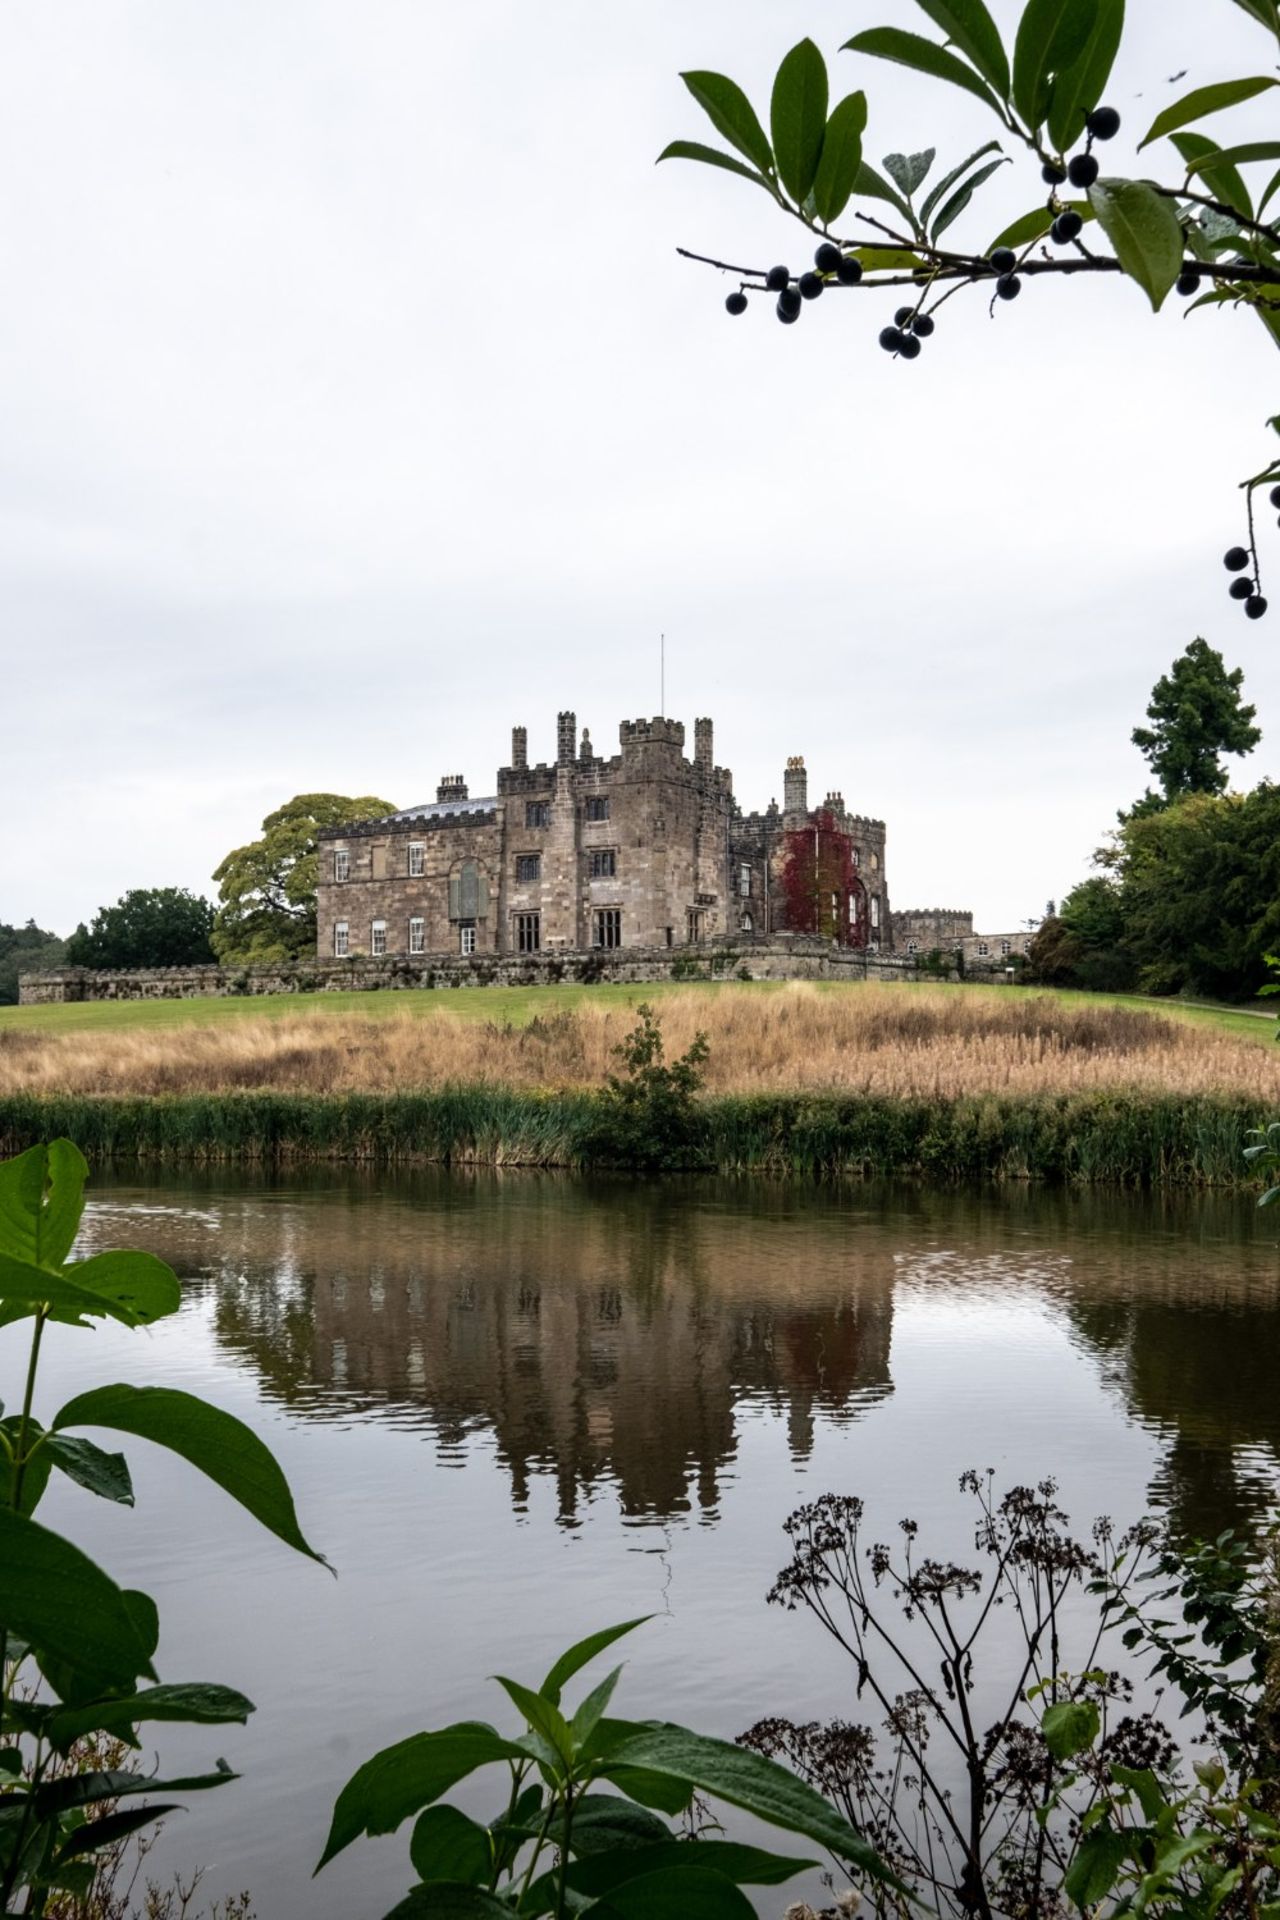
[
  {"x1": 64, "y1": 893, "x2": 216, "y2": 975},
  {"x1": 0, "y1": 1141, "x2": 322, "y2": 1914}
]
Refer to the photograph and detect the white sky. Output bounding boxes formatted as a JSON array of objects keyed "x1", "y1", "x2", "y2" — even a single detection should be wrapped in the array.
[{"x1": 2, "y1": 0, "x2": 1277, "y2": 936}]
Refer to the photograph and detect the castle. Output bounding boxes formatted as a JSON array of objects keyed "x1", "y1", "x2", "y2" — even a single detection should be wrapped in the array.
[{"x1": 315, "y1": 711, "x2": 893, "y2": 962}]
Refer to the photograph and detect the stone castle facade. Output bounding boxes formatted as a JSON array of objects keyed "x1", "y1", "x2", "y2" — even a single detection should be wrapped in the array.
[{"x1": 315, "y1": 711, "x2": 892, "y2": 962}]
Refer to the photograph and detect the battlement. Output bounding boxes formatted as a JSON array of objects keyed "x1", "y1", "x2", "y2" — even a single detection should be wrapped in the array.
[{"x1": 619, "y1": 716, "x2": 685, "y2": 750}]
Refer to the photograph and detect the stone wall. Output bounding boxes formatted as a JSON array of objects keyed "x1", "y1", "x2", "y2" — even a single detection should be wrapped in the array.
[
  {"x1": 19, "y1": 939, "x2": 920, "y2": 1005},
  {"x1": 895, "y1": 908, "x2": 974, "y2": 951}
]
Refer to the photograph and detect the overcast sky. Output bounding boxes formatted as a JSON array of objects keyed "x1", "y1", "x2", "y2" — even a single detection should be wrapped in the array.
[{"x1": 2, "y1": 1, "x2": 1277, "y2": 937}]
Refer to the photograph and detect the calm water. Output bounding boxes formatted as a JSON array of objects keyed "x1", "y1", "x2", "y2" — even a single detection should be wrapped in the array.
[{"x1": 8, "y1": 1171, "x2": 1280, "y2": 1918}]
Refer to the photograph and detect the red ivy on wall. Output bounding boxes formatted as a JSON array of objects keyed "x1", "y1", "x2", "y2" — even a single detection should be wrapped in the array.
[{"x1": 779, "y1": 811, "x2": 869, "y2": 949}]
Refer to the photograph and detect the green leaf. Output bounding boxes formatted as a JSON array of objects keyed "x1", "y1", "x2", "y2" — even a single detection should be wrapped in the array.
[
  {"x1": 1012, "y1": 0, "x2": 1100, "y2": 131},
  {"x1": 0, "y1": 1252, "x2": 160, "y2": 1330},
  {"x1": 1261, "y1": 162, "x2": 1280, "y2": 218},
  {"x1": 930, "y1": 156, "x2": 1009, "y2": 237},
  {"x1": 851, "y1": 158, "x2": 914, "y2": 222},
  {"x1": 884, "y1": 149, "x2": 936, "y2": 197},
  {"x1": 1232, "y1": 0, "x2": 1280, "y2": 26},
  {"x1": 0, "y1": 1509, "x2": 155, "y2": 1696},
  {"x1": 580, "y1": 1865, "x2": 756, "y2": 1917},
  {"x1": 1173, "y1": 132, "x2": 1254, "y2": 221},
  {"x1": 318, "y1": 1723, "x2": 526, "y2": 1870},
  {"x1": 56, "y1": 1801, "x2": 180, "y2": 1862},
  {"x1": 1042, "y1": 1699, "x2": 1100, "y2": 1758},
  {"x1": 43, "y1": 1433, "x2": 133, "y2": 1507},
  {"x1": 812, "y1": 92, "x2": 868, "y2": 225},
  {"x1": 679, "y1": 71, "x2": 774, "y2": 175},
  {"x1": 493, "y1": 1674, "x2": 573, "y2": 1765},
  {"x1": 655, "y1": 141, "x2": 775, "y2": 194},
  {"x1": 1064, "y1": 1825, "x2": 1132, "y2": 1909},
  {"x1": 1088, "y1": 177, "x2": 1185, "y2": 308},
  {"x1": 1140, "y1": 76, "x2": 1280, "y2": 151},
  {"x1": 1112, "y1": 1766, "x2": 1168, "y2": 1820},
  {"x1": 542, "y1": 1619, "x2": 651, "y2": 1707},
  {"x1": 988, "y1": 197, "x2": 1093, "y2": 250},
  {"x1": 63, "y1": 1251, "x2": 180, "y2": 1325},
  {"x1": 600, "y1": 1767, "x2": 694, "y2": 1817},
  {"x1": 409, "y1": 1806, "x2": 491, "y2": 1887},
  {"x1": 771, "y1": 39, "x2": 828, "y2": 204},
  {"x1": 1046, "y1": 0, "x2": 1124, "y2": 155},
  {"x1": 381, "y1": 1889, "x2": 515, "y2": 1920},
  {"x1": 565, "y1": 1795, "x2": 672, "y2": 1856},
  {"x1": 568, "y1": 1841, "x2": 814, "y2": 1894},
  {"x1": 53, "y1": 1383, "x2": 325, "y2": 1564},
  {"x1": 0, "y1": 1141, "x2": 87, "y2": 1271},
  {"x1": 48, "y1": 1683, "x2": 255, "y2": 1751},
  {"x1": 571, "y1": 1665, "x2": 623, "y2": 1750},
  {"x1": 920, "y1": 139, "x2": 1003, "y2": 225},
  {"x1": 593, "y1": 1722, "x2": 897, "y2": 1884},
  {"x1": 843, "y1": 29, "x2": 998, "y2": 114},
  {"x1": 911, "y1": 0, "x2": 1010, "y2": 97}
]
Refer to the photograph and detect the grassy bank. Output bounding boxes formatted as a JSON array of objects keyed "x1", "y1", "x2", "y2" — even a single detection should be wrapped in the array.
[{"x1": 0, "y1": 1087, "x2": 1266, "y2": 1187}]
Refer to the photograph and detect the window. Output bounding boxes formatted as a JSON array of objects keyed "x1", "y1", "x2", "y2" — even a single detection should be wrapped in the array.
[
  {"x1": 978, "y1": 942, "x2": 990, "y2": 957},
  {"x1": 741, "y1": 911, "x2": 753, "y2": 933},
  {"x1": 334, "y1": 849, "x2": 349, "y2": 883},
  {"x1": 907, "y1": 940, "x2": 918, "y2": 954},
  {"x1": 408, "y1": 843, "x2": 425, "y2": 878},
  {"x1": 334, "y1": 921, "x2": 349, "y2": 957},
  {"x1": 1000, "y1": 940, "x2": 1011, "y2": 956},
  {"x1": 848, "y1": 894, "x2": 859, "y2": 925},
  {"x1": 585, "y1": 795, "x2": 610, "y2": 823},
  {"x1": 515, "y1": 853, "x2": 541, "y2": 884},
  {"x1": 870, "y1": 852, "x2": 879, "y2": 873},
  {"x1": 593, "y1": 908, "x2": 622, "y2": 949},
  {"x1": 589, "y1": 849, "x2": 616, "y2": 878},
  {"x1": 460, "y1": 923, "x2": 477, "y2": 955},
  {"x1": 851, "y1": 848, "x2": 860, "y2": 868},
  {"x1": 409, "y1": 917, "x2": 425, "y2": 954},
  {"x1": 525, "y1": 801, "x2": 549, "y2": 829},
  {"x1": 371, "y1": 919, "x2": 387, "y2": 957},
  {"x1": 870, "y1": 896, "x2": 881, "y2": 930},
  {"x1": 515, "y1": 911, "x2": 541, "y2": 953},
  {"x1": 739, "y1": 864, "x2": 752, "y2": 897},
  {"x1": 448, "y1": 861, "x2": 488, "y2": 921}
]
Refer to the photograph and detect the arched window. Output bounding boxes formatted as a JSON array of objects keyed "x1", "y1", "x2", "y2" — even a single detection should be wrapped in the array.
[{"x1": 740, "y1": 911, "x2": 753, "y2": 933}]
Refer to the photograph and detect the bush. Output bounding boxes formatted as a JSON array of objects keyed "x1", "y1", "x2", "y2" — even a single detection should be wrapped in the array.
[{"x1": 577, "y1": 1004, "x2": 712, "y2": 1170}]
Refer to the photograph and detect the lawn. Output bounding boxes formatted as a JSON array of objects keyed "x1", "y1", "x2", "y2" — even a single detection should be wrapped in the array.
[{"x1": 0, "y1": 975, "x2": 1274, "y2": 1045}]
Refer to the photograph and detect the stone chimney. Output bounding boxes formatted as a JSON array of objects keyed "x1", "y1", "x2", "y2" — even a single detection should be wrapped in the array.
[
  {"x1": 783, "y1": 755, "x2": 808, "y2": 816},
  {"x1": 556, "y1": 710, "x2": 576, "y2": 765},
  {"x1": 695, "y1": 717, "x2": 713, "y2": 774},
  {"x1": 436, "y1": 774, "x2": 468, "y2": 803},
  {"x1": 511, "y1": 725, "x2": 527, "y2": 770}
]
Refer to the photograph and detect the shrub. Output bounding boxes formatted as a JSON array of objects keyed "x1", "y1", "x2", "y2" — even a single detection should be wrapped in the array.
[{"x1": 576, "y1": 1004, "x2": 712, "y2": 1170}]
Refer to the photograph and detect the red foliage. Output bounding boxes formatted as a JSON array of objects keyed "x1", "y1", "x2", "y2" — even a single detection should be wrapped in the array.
[{"x1": 779, "y1": 811, "x2": 868, "y2": 948}]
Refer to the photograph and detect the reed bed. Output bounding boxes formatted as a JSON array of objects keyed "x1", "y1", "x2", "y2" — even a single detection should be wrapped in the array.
[{"x1": 1, "y1": 984, "x2": 1276, "y2": 1103}]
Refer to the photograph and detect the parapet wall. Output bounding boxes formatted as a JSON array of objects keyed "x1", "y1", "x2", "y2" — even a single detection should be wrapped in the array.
[{"x1": 20, "y1": 940, "x2": 925, "y2": 1005}]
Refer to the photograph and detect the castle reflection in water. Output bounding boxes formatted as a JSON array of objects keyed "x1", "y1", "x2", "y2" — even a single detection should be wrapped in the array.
[{"x1": 82, "y1": 1171, "x2": 1280, "y2": 1539}]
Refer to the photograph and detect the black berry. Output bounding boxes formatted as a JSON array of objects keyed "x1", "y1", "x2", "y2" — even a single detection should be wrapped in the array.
[
  {"x1": 1087, "y1": 106, "x2": 1121, "y2": 141},
  {"x1": 1068, "y1": 152, "x2": 1099, "y2": 188},
  {"x1": 1224, "y1": 546, "x2": 1250, "y2": 571},
  {"x1": 1229, "y1": 577, "x2": 1254, "y2": 600},
  {"x1": 1042, "y1": 161, "x2": 1068, "y2": 185},
  {"x1": 836, "y1": 254, "x2": 863, "y2": 285},
  {"x1": 1246, "y1": 595, "x2": 1268, "y2": 619},
  {"x1": 996, "y1": 273, "x2": 1022, "y2": 300},
  {"x1": 879, "y1": 325, "x2": 905, "y2": 353},
  {"x1": 1176, "y1": 268, "x2": 1200, "y2": 296},
  {"x1": 1270, "y1": 485, "x2": 1280, "y2": 508},
  {"x1": 1052, "y1": 210, "x2": 1084, "y2": 244},
  {"x1": 765, "y1": 264, "x2": 790, "y2": 292},
  {"x1": 798, "y1": 271, "x2": 824, "y2": 300},
  {"x1": 913, "y1": 312, "x2": 935, "y2": 337},
  {"x1": 895, "y1": 305, "x2": 914, "y2": 327},
  {"x1": 814, "y1": 242, "x2": 842, "y2": 274},
  {"x1": 725, "y1": 291, "x2": 748, "y2": 316},
  {"x1": 898, "y1": 333, "x2": 922, "y2": 359},
  {"x1": 776, "y1": 286, "x2": 801, "y2": 321},
  {"x1": 989, "y1": 247, "x2": 1017, "y2": 274}
]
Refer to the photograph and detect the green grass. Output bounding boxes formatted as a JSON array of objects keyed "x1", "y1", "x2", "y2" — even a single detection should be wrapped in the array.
[{"x1": 1, "y1": 976, "x2": 1274, "y2": 1043}]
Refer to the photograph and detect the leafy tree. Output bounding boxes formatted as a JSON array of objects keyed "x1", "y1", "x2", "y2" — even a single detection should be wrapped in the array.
[
  {"x1": 663, "y1": 0, "x2": 1280, "y2": 611},
  {"x1": 64, "y1": 888, "x2": 215, "y2": 971},
  {"x1": 212, "y1": 793, "x2": 393, "y2": 965},
  {"x1": 0, "y1": 920, "x2": 65, "y2": 1005},
  {"x1": 1128, "y1": 638, "x2": 1261, "y2": 816},
  {"x1": 1027, "y1": 875, "x2": 1135, "y2": 991}
]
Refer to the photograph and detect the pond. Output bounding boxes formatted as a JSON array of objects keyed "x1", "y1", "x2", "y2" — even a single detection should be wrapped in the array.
[{"x1": 9, "y1": 1169, "x2": 1280, "y2": 1919}]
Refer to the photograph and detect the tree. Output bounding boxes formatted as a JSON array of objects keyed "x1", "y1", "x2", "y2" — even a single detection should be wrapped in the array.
[
  {"x1": 1128, "y1": 638, "x2": 1261, "y2": 816},
  {"x1": 663, "y1": 0, "x2": 1280, "y2": 614},
  {"x1": 1026, "y1": 875, "x2": 1134, "y2": 990},
  {"x1": 212, "y1": 792, "x2": 393, "y2": 965},
  {"x1": 0, "y1": 919, "x2": 66, "y2": 1004},
  {"x1": 64, "y1": 888, "x2": 216, "y2": 971}
]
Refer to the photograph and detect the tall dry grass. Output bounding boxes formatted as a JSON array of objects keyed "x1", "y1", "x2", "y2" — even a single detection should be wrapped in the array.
[{"x1": 2, "y1": 986, "x2": 1276, "y2": 1102}]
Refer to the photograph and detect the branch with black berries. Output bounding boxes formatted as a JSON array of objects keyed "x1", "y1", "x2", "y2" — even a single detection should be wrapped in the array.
[{"x1": 660, "y1": 0, "x2": 1280, "y2": 619}]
